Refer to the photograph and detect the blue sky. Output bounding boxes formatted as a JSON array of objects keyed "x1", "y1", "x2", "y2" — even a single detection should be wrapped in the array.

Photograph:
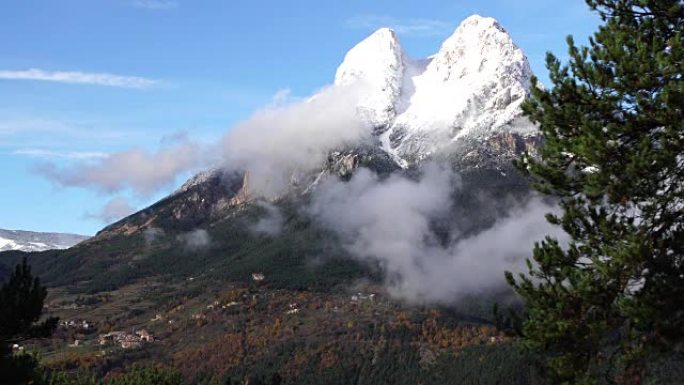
[{"x1": 0, "y1": 0, "x2": 599, "y2": 235}]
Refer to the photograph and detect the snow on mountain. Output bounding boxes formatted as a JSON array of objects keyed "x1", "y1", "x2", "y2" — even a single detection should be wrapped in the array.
[
  {"x1": 0, "y1": 229, "x2": 89, "y2": 252},
  {"x1": 334, "y1": 14, "x2": 535, "y2": 162},
  {"x1": 334, "y1": 28, "x2": 405, "y2": 131},
  {"x1": 174, "y1": 168, "x2": 223, "y2": 196}
]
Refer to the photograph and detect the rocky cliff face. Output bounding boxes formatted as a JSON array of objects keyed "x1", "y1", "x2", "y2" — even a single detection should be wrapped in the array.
[{"x1": 95, "y1": 170, "x2": 250, "y2": 238}]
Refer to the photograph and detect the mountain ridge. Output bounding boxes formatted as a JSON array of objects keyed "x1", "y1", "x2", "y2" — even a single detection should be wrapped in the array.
[
  {"x1": 0, "y1": 228, "x2": 89, "y2": 252},
  {"x1": 91, "y1": 14, "x2": 540, "y2": 240}
]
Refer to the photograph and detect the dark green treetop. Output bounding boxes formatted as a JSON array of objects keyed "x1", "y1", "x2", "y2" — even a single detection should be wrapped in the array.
[
  {"x1": 0, "y1": 258, "x2": 58, "y2": 343},
  {"x1": 506, "y1": 0, "x2": 684, "y2": 383},
  {"x1": 0, "y1": 257, "x2": 58, "y2": 385}
]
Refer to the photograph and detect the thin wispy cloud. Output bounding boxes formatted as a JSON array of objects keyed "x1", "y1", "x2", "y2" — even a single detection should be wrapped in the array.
[
  {"x1": 35, "y1": 139, "x2": 204, "y2": 195},
  {"x1": 0, "y1": 118, "x2": 146, "y2": 154},
  {"x1": 131, "y1": 0, "x2": 179, "y2": 10},
  {"x1": 346, "y1": 15, "x2": 452, "y2": 37},
  {"x1": 0, "y1": 69, "x2": 160, "y2": 89},
  {"x1": 13, "y1": 148, "x2": 109, "y2": 160},
  {"x1": 267, "y1": 88, "x2": 293, "y2": 107},
  {"x1": 0, "y1": 118, "x2": 141, "y2": 140},
  {"x1": 0, "y1": 119, "x2": 79, "y2": 136}
]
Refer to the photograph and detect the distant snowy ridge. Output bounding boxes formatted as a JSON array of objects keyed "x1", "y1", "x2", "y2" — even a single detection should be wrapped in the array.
[
  {"x1": 0, "y1": 229, "x2": 89, "y2": 252},
  {"x1": 333, "y1": 15, "x2": 535, "y2": 162}
]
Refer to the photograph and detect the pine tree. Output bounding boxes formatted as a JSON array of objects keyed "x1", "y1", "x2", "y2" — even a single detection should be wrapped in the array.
[
  {"x1": 506, "y1": 1, "x2": 684, "y2": 384},
  {"x1": 0, "y1": 257, "x2": 58, "y2": 384}
]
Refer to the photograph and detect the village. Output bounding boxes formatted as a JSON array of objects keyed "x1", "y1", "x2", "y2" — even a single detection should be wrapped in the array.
[
  {"x1": 98, "y1": 329, "x2": 155, "y2": 349},
  {"x1": 42, "y1": 272, "x2": 387, "y2": 354},
  {"x1": 30, "y1": 269, "x2": 507, "y2": 382}
]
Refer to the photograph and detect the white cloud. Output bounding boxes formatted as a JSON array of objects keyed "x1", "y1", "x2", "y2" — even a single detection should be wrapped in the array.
[
  {"x1": 221, "y1": 84, "x2": 369, "y2": 197},
  {"x1": 13, "y1": 148, "x2": 108, "y2": 160},
  {"x1": 308, "y1": 165, "x2": 566, "y2": 304},
  {"x1": 0, "y1": 119, "x2": 89, "y2": 137},
  {"x1": 0, "y1": 69, "x2": 160, "y2": 89},
  {"x1": 0, "y1": 118, "x2": 149, "y2": 161},
  {"x1": 131, "y1": 0, "x2": 179, "y2": 10},
  {"x1": 0, "y1": 119, "x2": 134, "y2": 141},
  {"x1": 250, "y1": 201, "x2": 285, "y2": 236},
  {"x1": 143, "y1": 227, "x2": 165, "y2": 245},
  {"x1": 177, "y1": 229, "x2": 211, "y2": 250},
  {"x1": 265, "y1": 88, "x2": 294, "y2": 108},
  {"x1": 35, "y1": 139, "x2": 205, "y2": 195},
  {"x1": 87, "y1": 197, "x2": 136, "y2": 223},
  {"x1": 346, "y1": 15, "x2": 452, "y2": 37}
]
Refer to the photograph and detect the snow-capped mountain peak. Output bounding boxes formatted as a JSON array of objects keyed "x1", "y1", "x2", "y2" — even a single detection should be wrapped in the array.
[
  {"x1": 334, "y1": 28, "x2": 404, "y2": 87},
  {"x1": 432, "y1": 15, "x2": 516, "y2": 81},
  {"x1": 333, "y1": 14, "x2": 534, "y2": 162},
  {"x1": 334, "y1": 28, "x2": 405, "y2": 129}
]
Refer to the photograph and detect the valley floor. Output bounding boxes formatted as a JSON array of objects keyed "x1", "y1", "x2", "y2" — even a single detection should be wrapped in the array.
[{"x1": 27, "y1": 276, "x2": 539, "y2": 385}]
